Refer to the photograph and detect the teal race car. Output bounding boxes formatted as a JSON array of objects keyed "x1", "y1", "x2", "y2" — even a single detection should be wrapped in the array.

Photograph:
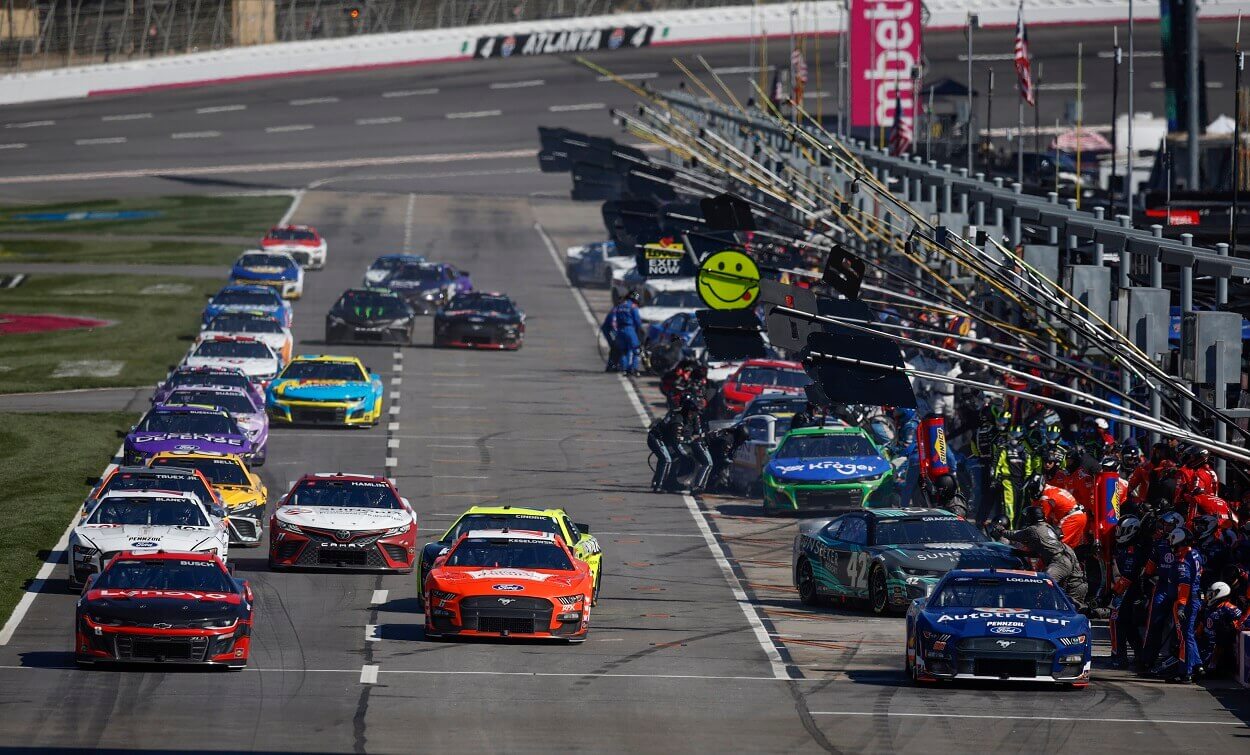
[
  {"x1": 265, "y1": 355, "x2": 384, "y2": 427},
  {"x1": 761, "y1": 425, "x2": 896, "y2": 513}
]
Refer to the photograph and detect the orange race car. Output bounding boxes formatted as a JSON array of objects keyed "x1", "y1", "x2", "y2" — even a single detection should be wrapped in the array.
[{"x1": 423, "y1": 530, "x2": 593, "y2": 643}]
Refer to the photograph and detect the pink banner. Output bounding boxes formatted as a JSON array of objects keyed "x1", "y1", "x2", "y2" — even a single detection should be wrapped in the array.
[{"x1": 849, "y1": 0, "x2": 922, "y2": 129}]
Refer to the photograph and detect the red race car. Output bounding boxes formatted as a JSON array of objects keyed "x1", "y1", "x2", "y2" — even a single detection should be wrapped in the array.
[
  {"x1": 261, "y1": 224, "x2": 327, "y2": 270},
  {"x1": 714, "y1": 358, "x2": 811, "y2": 418},
  {"x1": 423, "y1": 529, "x2": 593, "y2": 643}
]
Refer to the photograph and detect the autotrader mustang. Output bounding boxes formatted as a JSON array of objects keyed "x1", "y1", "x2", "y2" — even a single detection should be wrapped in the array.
[{"x1": 265, "y1": 355, "x2": 384, "y2": 427}]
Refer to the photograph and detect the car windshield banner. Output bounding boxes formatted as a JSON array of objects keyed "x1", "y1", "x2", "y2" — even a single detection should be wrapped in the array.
[
  {"x1": 849, "y1": 0, "x2": 921, "y2": 130},
  {"x1": 474, "y1": 26, "x2": 654, "y2": 59}
]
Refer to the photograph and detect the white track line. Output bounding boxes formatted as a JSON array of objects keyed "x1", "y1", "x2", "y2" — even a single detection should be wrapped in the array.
[
  {"x1": 445, "y1": 110, "x2": 502, "y2": 119},
  {"x1": 290, "y1": 97, "x2": 339, "y2": 106},
  {"x1": 490, "y1": 79, "x2": 544, "y2": 89},
  {"x1": 365, "y1": 624, "x2": 381, "y2": 642},
  {"x1": 391, "y1": 377, "x2": 402, "y2": 386},
  {"x1": 370, "y1": 589, "x2": 388, "y2": 605},
  {"x1": 387, "y1": 438, "x2": 400, "y2": 449},
  {"x1": 383, "y1": 88, "x2": 438, "y2": 97},
  {"x1": 266, "y1": 124, "x2": 314, "y2": 133},
  {"x1": 196, "y1": 104, "x2": 246, "y2": 114},
  {"x1": 402, "y1": 193, "x2": 416, "y2": 253},
  {"x1": 75, "y1": 137, "x2": 126, "y2": 145},
  {"x1": 0, "y1": 143, "x2": 26, "y2": 150},
  {"x1": 808, "y1": 711, "x2": 1247, "y2": 727},
  {"x1": 171, "y1": 131, "x2": 221, "y2": 139},
  {"x1": 278, "y1": 189, "x2": 305, "y2": 225},
  {"x1": 534, "y1": 221, "x2": 790, "y2": 680},
  {"x1": 356, "y1": 116, "x2": 403, "y2": 126},
  {"x1": 598, "y1": 72, "x2": 657, "y2": 81},
  {"x1": 549, "y1": 103, "x2": 605, "y2": 112},
  {"x1": 359, "y1": 664, "x2": 380, "y2": 684},
  {"x1": 387, "y1": 422, "x2": 400, "y2": 432},
  {"x1": 101, "y1": 112, "x2": 151, "y2": 121},
  {"x1": 5, "y1": 120, "x2": 53, "y2": 128}
]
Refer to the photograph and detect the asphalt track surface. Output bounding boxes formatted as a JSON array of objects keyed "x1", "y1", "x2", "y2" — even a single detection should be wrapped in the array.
[{"x1": 0, "y1": 22, "x2": 1249, "y2": 755}]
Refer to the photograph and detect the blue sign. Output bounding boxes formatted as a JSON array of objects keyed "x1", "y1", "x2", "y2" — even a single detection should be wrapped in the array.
[{"x1": 12, "y1": 210, "x2": 163, "y2": 222}]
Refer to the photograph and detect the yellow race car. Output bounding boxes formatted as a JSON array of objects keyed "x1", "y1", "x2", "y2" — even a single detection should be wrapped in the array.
[
  {"x1": 417, "y1": 505, "x2": 603, "y2": 604},
  {"x1": 148, "y1": 451, "x2": 268, "y2": 546},
  {"x1": 265, "y1": 354, "x2": 384, "y2": 427}
]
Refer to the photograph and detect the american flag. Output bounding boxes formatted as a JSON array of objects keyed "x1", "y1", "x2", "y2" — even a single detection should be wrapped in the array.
[
  {"x1": 791, "y1": 47, "x2": 808, "y2": 103},
  {"x1": 888, "y1": 86, "x2": 912, "y2": 156},
  {"x1": 1014, "y1": 1, "x2": 1036, "y2": 106}
]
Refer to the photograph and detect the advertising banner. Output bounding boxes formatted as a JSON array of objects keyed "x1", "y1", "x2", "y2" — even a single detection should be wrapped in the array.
[
  {"x1": 474, "y1": 26, "x2": 653, "y2": 59},
  {"x1": 849, "y1": 0, "x2": 922, "y2": 130}
]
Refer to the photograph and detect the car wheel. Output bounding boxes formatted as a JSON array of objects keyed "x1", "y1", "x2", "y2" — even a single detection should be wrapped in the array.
[
  {"x1": 796, "y1": 558, "x2": 820, "y2": 606},
  {"x1": 592, "y1": 571, "x2": 602, "y2": 606},
  {"x1": 869, "y1": 565, "x2": 890, "y2": 615}
]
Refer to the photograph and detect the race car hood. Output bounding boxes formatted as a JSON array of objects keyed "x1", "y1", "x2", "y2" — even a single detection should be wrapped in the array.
[
  {"x1": 126, "y1": 432, "x2": 252, "y2": 457},
  {"x1": 75, "y1": 524, "x2": 217, "y2": 552},
  {"x1": 82, "y1": 589, "x2": 242, "y2": 624},
  {"x1": 337, "y1": 308, "x2": 410, "y2": 326},
  {"x1": 275, "y1": 506, "x2": 411, "y2": 531},
  {"x1": 921, "y1": 606, "x2": 1089, "y2": 639},
  {"x1": 272, "y1": 380, "x2": 372, "y2": 402},
  {"x1": 232, "y1": 264, "x2": 296, "y2": 281},
  {"x1": 201, "y1": 330, "x2": 287, "y2": 353},
  {"x1": 638, "y1": 306, "x2": 690, "y2": 325},
  {"x1": 363, "y1": 269, "x2": 391, "y2": 285},
  {"x1": 214, "y1": 486, "x2": 265, "y2": 508},
  {"x1": 183, "y1": 355, "x2": 277, "y2": 378},
  {"x1": 429, "y1": 566, "x2": 585, "y2": 592},
  {"x1": 766, "y1": 456, "x2": 890, "y2": 482},
  {"x1": 881, "y1": 542, "x2": 1022, "y2": 572},
  {"x1": 438, "y1": 310, "x2": 519, "y2": 324},
  {"x1": 388, "y1": 279, "x2": 440, "y2": 292}
]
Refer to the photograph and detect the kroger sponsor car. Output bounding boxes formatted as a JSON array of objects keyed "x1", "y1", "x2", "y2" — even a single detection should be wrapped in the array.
[
  {"x1": 905, "y1": 569, "x2": 1092, "y2": 687},
  {"x1": 762, "y1": 426, "x2": 896, "y2": 513},
  {"x1": 265, "y1": 354, "x2": 384, "y2": 427},
  {"x1": 202, "y1": 285, "x2": 292, "y2": 329},
  {"x1": 69, "y1": 491, "x2": 229, "y2": 589},
  {"x1": 122, "y1": 404, "x2": 252, "y2": 466},
  {"x1": 183, "y1": 336, "x2": 282, "y2": 386},
  {"x1": 230, "y1": 250, "x2": 305, "y2": 299},
  {"x1": 261, "y1": 224, "x2": 327, "y2": 269}
]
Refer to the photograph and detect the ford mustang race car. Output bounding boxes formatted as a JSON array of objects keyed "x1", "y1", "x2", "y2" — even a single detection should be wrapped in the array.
[
  {"x1": 792, "y1": 509, "x2": 1025, "y2": 614},
  {"x1": 154, "y1": 366, "x2": 263, "y2": 408},
  {"x1": 423, "y1": 530, "x2": 593, "y2": 643},
  {"x1": 75, "y1": 550, "x2": 253, "y2": 669},
  {"x1": 905, "y1": 568, "x2": 1092, "y2": 687},
  {"x1": 163, "y1": 386, "x2": 268, "y2": 465},
  {"x1": 762, "y1": 426, "x2": 896, "y2": 513},
  {"x1": 122, "y1": 404, "x2": 252, "y2": 466},
  {"x1": 230, "y1": 250, "x2": 304, "y2": 299},
  {"x1": 148, "y1": 452, "x2": 267, "y2": 545},
  {"x1": 325, "y1": 288, "x2": 416, "y2": 345},
  {"x1": 433, "y1": 292, "x2": 524, "y2": 350},
  {"x1": 202, "y1": 284, "x2": 292, "y2": 328},
  {"x1": 265, "y1": 355, "x2": 384, "y2": 427},
  {"x1": 83, "y1": 466, "x2": 225, "y2": 521},
  {"x1": 261, "y1": 224, "x2": 327, "y2": 269},
  {"x1": 183, "y1": 336, "x2": 282, "y2": 386},
  {"x1": 417, "y1": 506, "x2": 601, "y2": 603},
  {"x1": 201, "y1": 311, "x2": 293, "y2": 364},
  {"x1": 69, "y1": 491, "x2": 229, "y2": 589},
  {"x1": 363, "y1": 253, "x2": 425, "y2": 287},
  {"x1": 268, "y1": 473, "x2": 416, "y2": 571},
  {"x1": 385, "y1": 262, "x2": 472, "y2": 314}
]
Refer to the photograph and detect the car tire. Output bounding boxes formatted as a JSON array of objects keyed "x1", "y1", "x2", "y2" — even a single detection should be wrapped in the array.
[
  {"x1": 592, "y1": 571, "x2": 602, "y2": 606},
  {"x1": 796, "y1": 558, "x2": 820, "y2": 606},
  {"x1": 869, "y1": 565, "x2": 890, "y2": 615}
]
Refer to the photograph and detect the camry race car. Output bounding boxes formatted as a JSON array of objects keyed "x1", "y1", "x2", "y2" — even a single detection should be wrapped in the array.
[
  {"x1": 433, "y1": 292, "x2": 525, "y2": 350},
  {"x1": 163, "y1": 386, "x2": 268, "y2": 465},
  {"x1": 201, "y1": 311, "x2": 293, "y2": 364},
  {"x1": 230, "y1": 250, "x2": 305, "y2": 299},
  {"x1": 183, "y1": 336, "x2": 282, "y2": 386},
  {"x1": 762, "y1": 426, "x2": 896, "y2": 513},
  {"x1": 75, "y1": 550, "x2": 253, "y2": 669},
  {"x1": 417, "y1": 506, "x2": 602, "y2": 603},
  {"x1": 261, "y1": 224, "x2": 327, "y2": 269},
  {"x1": 268, "y1": 473, "x2": 416, "y2": 571},
  {"x1": 325, "y1": 288, "x2": 416, "y2": 345},
  {"x1": 265, "y1": 355, "x2": 384, "y2": 427},
  {"x1": 202, "y1": 284, "x2": 292, "y2": 328},
  {"x1": 154, "y1": 365, "x2": 263, "y2": 408},
  {"x1": 363, "y1": 253, "x2": 425, "y2": 287},
  {"x1": 792, "y1": 509, "x2": 1025, "y2": 614},
  {"x1": 69, "y1": 490, "x2": 229, "y2": 589},
  {"x1": 385, "y1": 262, "x2": 472, "y2": 314},
  {"x1": 82, "y1": 465, "x2": 225, "y2": 521},
  {"x1": 148, "y1": 452, "x2": 267, "y2": 546},
  {"x1": 423, "y1": 530, "x2": 593, "y2": 643},
  {"x1": 905, "y1": 569, "x2": 1092, "y2": 687},
  {"x1": 122, "y1": 404, "x2": 252, "y2": 466}
]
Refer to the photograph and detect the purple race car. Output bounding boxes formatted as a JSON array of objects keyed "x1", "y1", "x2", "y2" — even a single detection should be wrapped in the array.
[
  {"x1": 154, "y1": 366, "x2": 265, "y2": 408},
  {"x1": 164, "y1": 386, "x2": 269, "y2": 466},
  {"x1": 122, "y1": 404, "x2": 253, "y2": 467}
]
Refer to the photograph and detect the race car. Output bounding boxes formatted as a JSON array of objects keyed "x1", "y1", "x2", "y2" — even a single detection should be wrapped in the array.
[
  {"x1": 202, "y1": 284, "x2": 292, "y2": 328},
  {"x1": 363, "y1": 253, "x2": 425, "y2": 287},
  {"x1": 714, "y1": 359, "x2": 811, "y2": 418},
  {"x1": 182, "y1": 336, "x2": 282, "y2": 386},
  {"x1": 82, "y1": 465, "x2": 225, "y2": 522},
  {"x1": 423, "y1": 530, "x2": 593, "y2": 643},
  {"x1": 905, "y1": 568, "x2": 1092, "y2": 687},
  {"x1": 230, "y1": 250, "x2": 305, "y2": 299},
  {"x1": 792, "y1": 508, "x2": 1026, "y2": 614},
  {"x1": 268, "y1": 473, "x2": 416, "y2": 572},
  {"x1": 153, "y1": 365, "x2": 264, "y2": 408},
  {"x1": 385, "y1": 262, "x2": 472, "y2": 315},
  {"x1": 417, "y1": 506, "x2": 602, "y2": 603},
  {"x1": 75, "y1": 550, "x2": 253, "y2": 669},
  {"x1": 163, "y1": 385, "x2": 268, "y2": 465},
  {"x1": 261, "y1": 224, "x2": 327, "y2": 269},
  {"x1": 761, "y1": 426, "x2": 896, "y2": 513},
  {"x1": 325, "y1": 288, "x2": 417, "y2": 345},
  {"x1": 122, "y1": 404, "x2": 252, "y2": 466},
  {"x1": 201, "y1": 311, "x2": 293, "y2": 364},
  {"x1": 69, "y1": 490, "x2": 230, "y2": 589},
  {"x1": 148, "y1": 451, "x2": 267, "y2": 545},
  {"x1": 637, "y1": 278, "x2": 700, "y2": 326},
  {"x1": 565, "y1": 240, "x2": 633, "y2": 288},
  {"x1": 433, "y1": 292, "x2": 525, "y2": 350},
  {"x1": 265, "y1": 355, "x2": 384, "y2": 427}
]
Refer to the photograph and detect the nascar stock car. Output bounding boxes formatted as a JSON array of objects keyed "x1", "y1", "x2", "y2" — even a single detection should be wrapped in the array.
[
  {"x1": 905, "y1": 569, "x2": 1092, "y2": 687},
  {"x1": 325, "y1": 288, "x2": 417, "y2": 345},
  {"x1": 82, "y1": 466, "x2": 226, "y2": 521},
  {"x1": 153, "y1": 366, "x2": 264, "y2": 408},
  {"x1": 230, "y1": 250, "x2": 305, "y2": 299},
  {"x1": 183, "y1": 336, "x2": 282, "y2": 386},
  {"x1": 148, "y1": 452, "x2": 267, "y2": 545},
  {"x1": 565, "y1": 240, "x2": 633, "y2": 288},
  {"x1": 363, "y1": 253, "x2": 425, "y2": 287},
  {"x1": 433, "y1": 292, "x2": 525, "y2": 350},
  {"x1": 265, "y1": 355, "x2": 384, "y2": 427},
  {"x1": 163, "y1": 386, "x2": 268, "y2": 465},
  {"x1": 202, "y1": 285, "x2": 292, "y2": 329},
  {"x1": 713, "y1": 359, "x2": 811, "y2": 418},
  {"x1": 75, "y1": 551, "x2": 253, "y2": 669},
  {"x1": 384, "y1": 262, "x2": 472, "y2": 314},
  {"x1": 762, "y1": 426, "x2": 897, "y2": 513},
  {"x1": 121, "y1": 404, "x2": 253, "y2": 466},
  {"x1": 792, "y1": 509, "x2": 1025, "y2": 614},
  {"x1": 268, "y1": 474, "x2": 417, "y2": 572},
  {"x1": 261, "y1": 224, "x2": 327, "y2": 269},
  {"x1": 201, "y1": 311, "x2": 293, "y2": 364},
  {"x1": 423, "y1": 530, "x2": 594, "y2": 643},
  {"x1": 69, "y1": 491, "x2": 230, "y2": 589},
  {"x1": 417, "y1": 506, "x2": 602, "y2": 604}
]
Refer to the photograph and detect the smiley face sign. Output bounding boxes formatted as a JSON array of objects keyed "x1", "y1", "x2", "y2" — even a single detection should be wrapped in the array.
[{"x1": 697, "y1": 250, "x2": 760, "y2": 311}]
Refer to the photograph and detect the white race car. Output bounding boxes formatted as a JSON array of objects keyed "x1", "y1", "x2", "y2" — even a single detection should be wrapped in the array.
[
  {"x1": 68, "y1": 490, "x2": 230, "y2": 589},
  {"x1": 183, "y1": 336, "x2": 282, "y2": 386},
  {"x1": 262, "y1": 224, "x2": 328, "y2": 270},
  {"x1": 199, "y1": 311, "x2": 293, "y2": 365},
  {"x1": 637, "y1": 277, "x2": 700, "y2": 325}
]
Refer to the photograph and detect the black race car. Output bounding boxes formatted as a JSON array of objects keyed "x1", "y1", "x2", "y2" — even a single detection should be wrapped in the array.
[
  {"x1": 325, "y1": 288, "x2": 416, "y2": 344},
  {"x1": 75, "y1": 550, "x2": 253, "y2": 668},
  {"x1": 433, "y1": 292, "x2": 525, "y2": 350}
]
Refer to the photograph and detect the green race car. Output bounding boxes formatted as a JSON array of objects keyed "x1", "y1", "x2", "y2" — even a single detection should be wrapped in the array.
[{"x1": 761, "y1": 425, "x2": 897, "y2": 513}]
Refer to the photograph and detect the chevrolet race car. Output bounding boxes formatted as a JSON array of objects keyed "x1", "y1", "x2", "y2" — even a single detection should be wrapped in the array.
[
  {"x1": 163, "y1": 386, "x2": 268, "y2": 465},
  {"x1": 423, "y1": 530, "x2": 593, "y2": 643},
  {"x1": 325, "y1": 288, "x2": 416, "y2": 345},
  {"x1": 69, "y1": 491, "x2": 229, "y2": 589},
  {"x1": 433, "y1": 292, "x2": 525, "y2": 350},
  {"x1": 906, "y1": 569, "x2": 1092, "y2": 687},
  {"x1": 202, "y1": 284, "x2": 292, "y2": 328},
  {"x1": 565, "y1": 240, "x2": 633, "y2": 288},
  {"x1": 154, "y1": 365, "x2": 263, "y2": 408},
  {"x1": 363, "y1": 253, "x2": 425, "y2": 287},
  {"x1": 637, "y1": 278, "x2": 700, "y2": 326},
  {"x1": 385, "y1": 262, "x2": 472, "y2": 314},
  {"x1": 83, "y1": 466, "x2": 225, "y2": 521},
  {"x1": 183, "y1": 336, "x2": 282, "y2": 386},
  {"x1": 123, "y1": 404, "x2": 252, "y2": 466},
  {"x1": 75, "y1": 551, "x2": 253, "y2": 669},
  {"x1": 265, "y1": 355, "x2": 384, "y2": 427},
  {"x1": 148, "y1": 452, "x2": 267, "y2": 545},
  {"x1": 261, "y1": 224, "x2": 327, "y2": 269},
  {"x1": 762, "y1": 426, "x2": 896, "y2": 513},
  {"x1": 714, "y1": 359, "x2": 810, "y2": 418},
  {"x1": 268, "y1": 474, "x2": 416, "y2": 571},
  {"x1": 201, "y1": 311, "x2": 293, "y2": 364},
  {"x1": 792, "y1": 509, "x2": 1025, "y2": 614},
  {"x1": 230, "y1": 250, "x2": 305, "y2": 299},
  {"x1": 417, "y1": 506, "x2": 602, "y2": 604}
]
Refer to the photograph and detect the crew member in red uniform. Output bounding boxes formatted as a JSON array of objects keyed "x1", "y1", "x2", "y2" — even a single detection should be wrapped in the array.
[{"x1": 1028, "y1": 475, "x2": 1088, "y2": 550}]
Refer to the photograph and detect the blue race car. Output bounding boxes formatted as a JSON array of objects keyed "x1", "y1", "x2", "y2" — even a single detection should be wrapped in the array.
[
  {"x1": 229, "y1": 250, "x2": 305, "y2": 300},
  {"x1": 905, "y1": 568, "x2": 1092, "y2": 687},
  {"x1": 265, "y1": 354, "x2": 384, "y2": 427},
  {"x1": 363, "y1": 253, "x2": 426, "y2": 288},
  {"x1": 762, "y1": 426, "x2": 897, "y2": 513},
  {"x1": 203, "y1": 285, "x2": 293, "y2": 328}
]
